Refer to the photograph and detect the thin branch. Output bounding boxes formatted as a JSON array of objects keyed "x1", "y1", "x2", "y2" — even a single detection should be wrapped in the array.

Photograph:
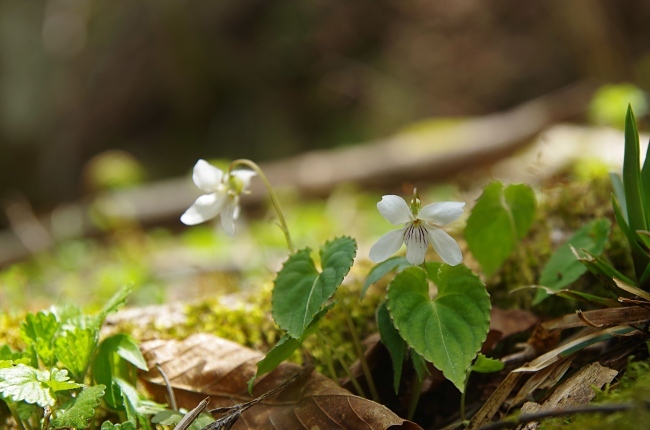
[
  {"x1": 477, "y1": 402, "x2": 635, "y2": 430},
  {"x1": 156, "y1": 362, "x2": 177, "y2": 411}
]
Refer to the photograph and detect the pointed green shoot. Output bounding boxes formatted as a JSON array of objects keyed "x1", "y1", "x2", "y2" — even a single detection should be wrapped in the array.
[{"x1": 623, "y1": 105, "x2": 646, "y2": 233}]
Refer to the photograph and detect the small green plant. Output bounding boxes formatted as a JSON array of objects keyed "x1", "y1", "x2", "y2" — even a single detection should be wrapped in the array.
[
  {"x1": 0, "y1": 286, "x2": 156, "y2": 429},
  {"x1": 536, "y1": 105, "x2": 650, "y2": 301},
  {"x1": 612, "y1": 106, "x2": 650, "y2": 289},
  {"x1": 362, "y1": 184, "x2": 535, "y2": 417},
  {"x1": 179, "y1": 157, "x2": 540, "y2": 420}
]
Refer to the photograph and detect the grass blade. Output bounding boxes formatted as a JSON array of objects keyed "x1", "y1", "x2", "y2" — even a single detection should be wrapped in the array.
[{"x1": 623, "y1": 105, "x2": 646, "y2": 232}]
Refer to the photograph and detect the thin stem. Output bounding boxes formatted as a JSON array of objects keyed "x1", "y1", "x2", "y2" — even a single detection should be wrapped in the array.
[
  {"x1": 344, "y1": 311, "x2": 379, "y2": 402},
  {"x1": 460, "y1": 370, "x2": 470, "y2": 422},
  {"x1": 335, "y1": 354, "x2": 366, "y2": 398},
  {"x1": 316, "y1": 333, "x2": 339, "y2": 384},
  {"x1": 407, "y1": 371, "x2": 423, "y2": 421},
  {"x1": 157, "y1": 362, "x2": 177, "y2": 411},
  {"x1": 320, "y1": 333, "x2": 367, "y2": 398},
  {"x1": 7, "y1": 402, "x2": 27, "y2": 430},
  {"x1": 229, "y1": 159, "x2": 295, "y2": 253}
]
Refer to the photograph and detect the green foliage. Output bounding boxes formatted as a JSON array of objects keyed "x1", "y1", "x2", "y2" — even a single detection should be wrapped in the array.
[
  {"x1": 386, "y1": 264, "x2": 491, "y2": 392},
  {"x1": 272, "y1": 236, "x2": 357, "y2": 339},
  {"x1": 101, "y1": 421, "x2": 137, "y2": 430},
  {"x1": 465, "y1": 182, "x2": 536, "y2": 276},
  {"x1": 98, "y1": 285, "x2": 133, "y2": 325},
  {"x1": 362, "y1": 256, "x2": 410, "y2": 298},
  {"x1": 623, "y1": 107, "x2": 647, "y2": 233},
  {"x1": 20, "y1": 312, "x2": 61, "y2": 367},
  {"x1": 92, "y1": 333, "x2": 148, "y2": 410},
  {"x1": 376, "y1": 301, "x2": 406, "y2": 394},
  {"x1": 535, "y1": 218, "x2": 611, "y2": 304},
  {"x1": 46, "y1": 368, "x2": 84, "y2": 392},
  {"x1": 614, "y1": 105, "x2": 650, "y2": 286},
  {"x1": 0, "y1": 365, "x2": 63, "y2": 407},
  {"x1": 55, "y1": 327, "x2": 98, "y2": 382},
  {"x1": 409, "y1": 350, "x2": 429, "y2": 382},
  {"x1": 469, "y1": 353, "x2": 504, "y2": 374},
  {"x1": 249, "y1": 303, "x2": 334, "y2": 390},
  {"x1": 50, "y1": 384, "x2": 106, "y2": 429},
  {"x1": 578, "y1": 248, "x2": 636, "y2": 291},
  {"x1": 254, "y1": 237, "x2": 357, "y2": 392},
  {"x1": 0, "y1": 287, "x2": 148, "y2": 428}
]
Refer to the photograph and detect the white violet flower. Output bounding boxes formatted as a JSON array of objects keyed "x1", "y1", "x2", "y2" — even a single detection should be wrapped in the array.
[
  {"x1": 180, "y1": 159, "x2": 256, "y2": 236},
  {"x1": 369, "y1": 190, "x2": 464, "y2": 266}
]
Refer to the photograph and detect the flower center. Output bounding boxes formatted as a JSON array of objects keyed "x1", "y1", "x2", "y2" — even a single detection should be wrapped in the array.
[
  {"x1": 227, "y1": 174, "x2": 246, "y2": 195},
  {"x1": 403, "y1": 222, "x2": 428, "y2": 246}
]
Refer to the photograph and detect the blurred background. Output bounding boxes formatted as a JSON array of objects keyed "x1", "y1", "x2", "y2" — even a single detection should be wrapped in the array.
[
  {"x1": 3, "y1": 0, "x2": 650, "y2": 211},
  {"x1": 2, "y1": 0, "x2": 650, "y2": 309}
]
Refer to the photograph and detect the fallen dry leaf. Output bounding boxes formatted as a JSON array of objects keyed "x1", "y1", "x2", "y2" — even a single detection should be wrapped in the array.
[
  {"x1": 515, "y1": 325, "x2": 638, "y2": 373},
  {"x1": 466, "y1": 371, "x2": 524, "y2": 430},
  {"x1": 510, "y1": 358, "x2": 574, "y2": 407},
  {"x1": 542, "y1": 306, "x2": 650, "y2": 331},
  {"x1": 517, "y1": 363, "x2": 618, "y2": 430},
  {"x1": 139, "y1": 333, "x2": 422, "y2": 430}
]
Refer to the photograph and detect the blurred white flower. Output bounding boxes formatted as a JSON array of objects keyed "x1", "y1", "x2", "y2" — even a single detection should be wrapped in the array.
[
  {"x1": 180, "y1": 159, "x2": 255, "y2": 236},
  {"x1": 369, "y1": 191, "x2": 464, "y2": 266}
]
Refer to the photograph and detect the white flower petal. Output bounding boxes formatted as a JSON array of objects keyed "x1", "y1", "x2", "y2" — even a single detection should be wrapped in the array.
[
  {"x1": 180, "y1": 193, "x2": 226, "y2": 225},
  {"x1": 192, "y1": 159, "x2": 224, "y2": 193},
  {"x1": 369, "y1": 228, "x2": 406, "y2": 263},
  {"x1": 427, "y1": 227, "x2": 462, "y2": 266},
  {"x1": 418, "y1": 201, "x2": 465, "y2": 225},
  {"x1": 404, "y1": 224, "x2": 429, "y2": 265},
  {"x1": 377, "y1": 195, "x2": 414, "y2": 225},
  {"x1": 220, "y1": 198, "x2": 238, "y2": 237},
  {"x1": 231, "y1": 195, "x2": 241, "y2": 221},
  {"x1": 230, "y1": 169, "x2": 256, "y2": 191}
]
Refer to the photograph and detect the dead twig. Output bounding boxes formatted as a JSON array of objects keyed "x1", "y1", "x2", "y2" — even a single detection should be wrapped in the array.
[{"x1": 477, "y1": 402, "x2": 635, "y2": 430}]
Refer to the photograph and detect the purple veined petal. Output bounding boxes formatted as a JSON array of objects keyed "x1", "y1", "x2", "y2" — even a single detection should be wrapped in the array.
[
  {"x1": 220, "y1": 197, "x2": 238, "y2": 237},
  {"x1": 418, "y1": 201, "x2": 465, "y2": 225},
  {"x1": 403, "y1": 223, "x2": 429, "y2": 265},
  {"x1": 428, "y1": 227, "x2": 462, "y2": 266},
  {"x1": 230, "y1": 169, "x2": 256, "y2": 191},
  {"x1": 180, "y1": 192, "x2": 227, "y2": 225},
  {"x1": 369, "y1": 228, "x2": 406, "y2": 263},
  {"x1": 192, "y1": 159, "x2": 224, "y2": 193},
  {"x1": 377, "y1": 195, "x2": 414, "y2": 225}
]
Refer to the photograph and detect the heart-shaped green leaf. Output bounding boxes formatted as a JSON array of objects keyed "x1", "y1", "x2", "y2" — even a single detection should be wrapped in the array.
[
  {"x1": 465, "y1": 182, "x2": 536, "y2": 276},
  {"x1": 386, "y1": 264, "x2": 490, "y2": 392},
  {"x1": 272, "y1": 236, "x2": 356, "y2": 339}
]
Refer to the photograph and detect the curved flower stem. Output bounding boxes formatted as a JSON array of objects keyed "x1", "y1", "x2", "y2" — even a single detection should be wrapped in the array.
[{"x1": 229, "y1": 159, "x2": 295, "y2": 253}]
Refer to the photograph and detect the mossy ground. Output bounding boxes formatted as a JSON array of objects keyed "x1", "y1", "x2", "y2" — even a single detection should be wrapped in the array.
[{"x1": 1, "y1": 165, "x2": 649, "y2": 428}]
